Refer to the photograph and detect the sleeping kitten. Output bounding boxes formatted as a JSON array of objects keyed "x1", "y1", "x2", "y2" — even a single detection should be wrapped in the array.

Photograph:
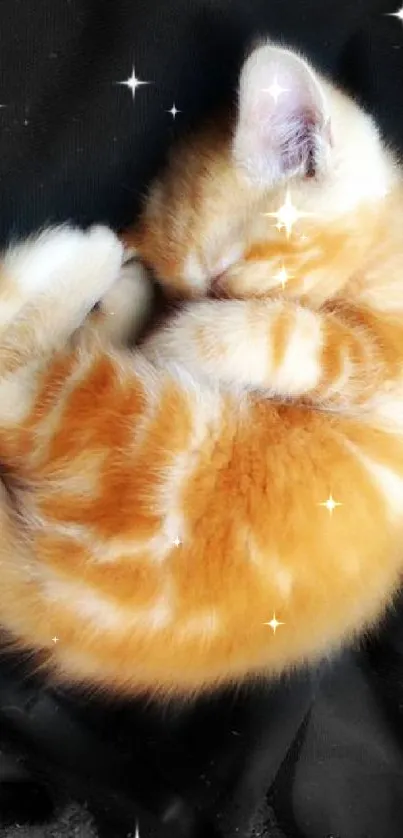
[{"x1": 0, "y1": 42, "x2": 402, "y2": 703}]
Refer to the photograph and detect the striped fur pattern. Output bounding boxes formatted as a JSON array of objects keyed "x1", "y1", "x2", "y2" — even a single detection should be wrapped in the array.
[{"x1": 1, "y1": 43, "x2": 403, "y2": 701}]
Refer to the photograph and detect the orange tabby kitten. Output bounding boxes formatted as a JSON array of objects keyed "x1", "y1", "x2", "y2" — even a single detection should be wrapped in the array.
[{"x1": 1, "y1": 43, "x2": 403, "y2": 702}]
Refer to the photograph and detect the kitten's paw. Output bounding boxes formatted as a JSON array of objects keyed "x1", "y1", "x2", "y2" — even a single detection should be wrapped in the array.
[
  {"x1": 4, "y1": 226, "x2": 92, "y2": 296},
  {"x1": 3, "y1": 224, "x2": 123, "y2": 302},
  {"x1": 80, "y1": 224, "x2": 124, "y2": 299},
  {"x1": 85, "y1": 224, "x2": 124, "y2": 264},
  {"x1": 99, "y1": 260, "x2": 154, "y2": 344}
]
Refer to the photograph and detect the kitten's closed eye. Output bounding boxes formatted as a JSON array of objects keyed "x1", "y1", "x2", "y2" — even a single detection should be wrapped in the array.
[{"x1": 209, "y1": 243, "x2": 245, "y2": 283}]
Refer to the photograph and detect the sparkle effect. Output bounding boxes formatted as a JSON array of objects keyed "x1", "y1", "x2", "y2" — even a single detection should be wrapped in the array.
[
  {"x1": 273, "y1": 264, "x2": 291, "y2": 289},
  {"x1": 262, "y1": 76, "x2": 289, "y2": 104},
  {"x1": 52, "y1": 636, "x2": 59, "y2": 644},
  {"x1": 173, "y1": 537, "x2": 182, "y2": 547},
  {"x1": 264, "y1": 190, "x2": 314, "y2": 238},
  {"x1": 167, "y1": 103, "x2": 181, "y2": 119},
  {"x1": 117, "y1": 66, "x2": 151, "y2": 101},
  {"x1": 386, "y1": 5, "x2": 403, "y2": 23},
  {"x1": 318, "y1": 494, "x2": 343, "y2": 514},
  {"x1": 263, "y1": 613, "x2": 285, "y2": 634}
]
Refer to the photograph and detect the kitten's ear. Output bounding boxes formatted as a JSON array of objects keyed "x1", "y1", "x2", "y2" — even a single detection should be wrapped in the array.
[{"x1": 233, "y1": 43, "x2": 332, "y2": 187}]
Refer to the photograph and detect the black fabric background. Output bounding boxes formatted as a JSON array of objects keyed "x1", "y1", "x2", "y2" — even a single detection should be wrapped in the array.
[{"x1": 1, "y1": 1, "x2": 403, "y2": 837}]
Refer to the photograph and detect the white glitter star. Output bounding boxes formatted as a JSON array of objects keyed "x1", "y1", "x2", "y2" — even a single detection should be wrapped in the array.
[
  {"x1": 173, "y1": 537, "x2": 182, "y2": 547},
  {"x1": 263, "y1": 613, "x2": 285, "y2": 634},
  {"x1": 318, "y1": 494, "x2": 342, "y2": 514},
  {"x1": 117, "y1": 66, "x2": 151, "y2": 101},
  {"x1": 386, "y1": 5, "x2": 403, "y2": 22},
  {"x1": 262, "y1": 76, "x2": 289, "y2": 104},
  {"x1": 52, "y1": 636, "x2": 59, "y2": 644},
  {"x1": 273, "y1": 264, "x2": 291, "y2": 290},
  {"x1": 167, "y1": 103, "x2": 181, "y2": 119},
  {"x1": 264, "y1": 190, "x2": 314, "y2": 238}
]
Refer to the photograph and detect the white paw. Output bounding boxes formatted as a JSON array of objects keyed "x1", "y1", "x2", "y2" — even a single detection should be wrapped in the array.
[
  {"x1": 4, "y1": 224, "x2": 124, "y2": 301},
  {"x1": 85, "y1": 224, "x2": 124, "y2": 265},
  {"x1": 100, "y1": 260, "x2": 154, "y2": 343},
  {"x1": 80, "y1": 225, "x2": 124, "y2": 300}
]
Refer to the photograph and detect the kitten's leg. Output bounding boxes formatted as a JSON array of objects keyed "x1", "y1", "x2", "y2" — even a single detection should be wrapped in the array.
[
  {"x1": 142, "y1": 298, "x2": 393, "y2": 412},
  {"x1": 0, "y1": 225, "x2": 123, "y2": 377},
  {"x1": 91, "y1": 259, "x2": 154, "y2": 345}
]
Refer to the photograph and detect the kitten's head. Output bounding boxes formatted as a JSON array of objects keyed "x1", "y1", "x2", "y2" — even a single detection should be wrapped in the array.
[{"x1": 129, "y1": 42, "x2": 398, "y2": 306}]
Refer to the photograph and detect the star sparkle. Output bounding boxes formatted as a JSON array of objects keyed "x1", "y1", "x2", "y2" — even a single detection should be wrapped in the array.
[
  {"x1": 318, "y1": 494, "x2": 342, "y2": 514},
  {"x1": 117, "y1": 66, "x2": 151, "y2": 101},
  {"x1": 262, "y1": 76, "x2": 289, "y2": 104},
  {"x1": 173, "y1": 537, "x2": 182, "y2": 547},
  {"x1": 52, "y1": 636, "x2": 59, "y2": 644},
  {"x1": 167, "y1": 103, "x2": 181, "y2": 119},
  {"x1": 263, "y1": 613, "x2": 285, "y2": 634},
  {"x1": 264, "y1": 190, "x2": 314, "y2": 238},
  {"x1": 386, "y1": 5, "x2": 403, "y2": 23},
  {"x1": 273, "y1": 264, "x2": 291, "y2": 290}
]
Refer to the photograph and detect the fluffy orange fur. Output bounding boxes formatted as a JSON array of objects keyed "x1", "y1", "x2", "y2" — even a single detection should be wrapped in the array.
[{"x1": 1, "y1": 43, "x2": 403, "y2": 702}]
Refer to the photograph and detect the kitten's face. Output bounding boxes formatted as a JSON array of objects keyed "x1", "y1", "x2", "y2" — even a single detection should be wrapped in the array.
[{"x1": 131, "y1": 43, "x2": 397, "y2": 307}]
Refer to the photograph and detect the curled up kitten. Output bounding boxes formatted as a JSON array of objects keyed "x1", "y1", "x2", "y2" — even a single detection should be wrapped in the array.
[{"x1": 0, "y1": 43, "x2": 403, "y2": 702}]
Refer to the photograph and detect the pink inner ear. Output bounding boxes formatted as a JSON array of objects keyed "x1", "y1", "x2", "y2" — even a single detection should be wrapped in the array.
[
  {"x1": 234, "y1": 44, "x2": 329, "y2": 185},
  {"x1": 275, "y1": 105, "x2": 321, "y2": 174},
  {"x1": 240, "y1": 45, "x2": 326, "y2": 128}
]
